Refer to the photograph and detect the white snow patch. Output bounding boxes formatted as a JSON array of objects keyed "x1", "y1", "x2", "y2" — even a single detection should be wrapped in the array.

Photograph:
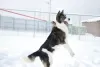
[{"x1": 0, "y1": 30, "x2": 100, "y2": 67}]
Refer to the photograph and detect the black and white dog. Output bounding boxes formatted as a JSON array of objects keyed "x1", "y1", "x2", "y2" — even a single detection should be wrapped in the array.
[{"x1": 24, "y1": 10, "x2": 75, "y2": 67}]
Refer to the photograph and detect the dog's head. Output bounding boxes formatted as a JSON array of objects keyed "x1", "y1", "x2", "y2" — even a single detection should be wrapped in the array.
[
  {"x1": 52, "y1": 10, "x2": 70, "y2": 26},
  {"x1": 52, "y1": 10, "x2": 70, "y2": 33}
]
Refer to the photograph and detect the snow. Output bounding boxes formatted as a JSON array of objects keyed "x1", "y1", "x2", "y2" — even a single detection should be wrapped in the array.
[{"x1": 0, "y1": 30, "x2": 100, "y2": 67}]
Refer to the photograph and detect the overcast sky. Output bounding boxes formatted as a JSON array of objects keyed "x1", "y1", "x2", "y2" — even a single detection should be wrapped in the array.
[{"x1": 0, "y1": 0, "x2": 100, "y2": 16}]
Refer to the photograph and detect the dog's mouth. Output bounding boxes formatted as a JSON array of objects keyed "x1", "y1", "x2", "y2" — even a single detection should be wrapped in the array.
[{"x1": 64, "y1": 21, "x2": 68, "y2": 26}]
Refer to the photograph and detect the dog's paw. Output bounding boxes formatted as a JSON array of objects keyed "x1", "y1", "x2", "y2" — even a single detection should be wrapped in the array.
[{"x1": 70, "y1": 52, "x2": 75, "y2": 57}]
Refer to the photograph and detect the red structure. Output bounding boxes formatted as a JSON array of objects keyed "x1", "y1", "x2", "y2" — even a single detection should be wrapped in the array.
[{"x1": 0, "y1": 8, "x2": 47, "y2": 22}]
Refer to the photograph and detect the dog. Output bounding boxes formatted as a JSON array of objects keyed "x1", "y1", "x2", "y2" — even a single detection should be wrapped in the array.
[{"x1": 24, "y1": 10, "x2": 75, "y2": 67}]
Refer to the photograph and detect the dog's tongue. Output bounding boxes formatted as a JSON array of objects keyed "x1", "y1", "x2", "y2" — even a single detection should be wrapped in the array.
[{"x1": 64, "y1": 21, "x2": 68, "y2": 26}]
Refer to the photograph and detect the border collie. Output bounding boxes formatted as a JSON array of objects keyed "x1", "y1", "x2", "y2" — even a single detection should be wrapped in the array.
[{"x1": 24, "y1": 10, "x2": 75, "y2": 67}]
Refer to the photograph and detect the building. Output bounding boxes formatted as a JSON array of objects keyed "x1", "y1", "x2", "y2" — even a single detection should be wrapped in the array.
[{"x1": 82, "y1": 17, "x2": 100, "y2": 37}]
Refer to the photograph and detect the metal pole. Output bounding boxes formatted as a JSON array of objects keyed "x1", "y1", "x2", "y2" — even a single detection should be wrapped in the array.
[
  {"x1": 25, "y1": 20, "x2": 27, "y2": 31},
  {"x1": 13, "y1": 17, "x2": 15, "y2": 30},
  {"x1": 0, "y1": 15, "x2": 1, "y2": 28},
  {"x1": 49, "y1": 0, "x2": 51, "y2": 23},
  {"x1": 46, "y1": 0, "x2": 51, "y2": 32},
  {"x1": 78, "y1": 16, "x2": 81, "y2": 40},
  {"x1": 33, "y1": 12, "x2": 36, "y2": 37}
]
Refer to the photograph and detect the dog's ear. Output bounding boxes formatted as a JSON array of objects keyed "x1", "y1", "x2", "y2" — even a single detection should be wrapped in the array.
[
  {"x1": 57, "y1": 11, "x2": 60, "y2": 15},
  {"x1": 59, "y1": 10, "x2": 66, "y2": 22},
  {"x1": 61, "y1": 10, "x2": 64, "y2": 14},
  {"x1": 56, "y1": 11, "x2": 60, "y2": 22}
]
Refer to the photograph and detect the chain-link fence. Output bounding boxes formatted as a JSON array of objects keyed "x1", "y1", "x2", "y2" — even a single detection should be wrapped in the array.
[{"x1": 0, "y1": 9, "x2": 100, "y2": 39}]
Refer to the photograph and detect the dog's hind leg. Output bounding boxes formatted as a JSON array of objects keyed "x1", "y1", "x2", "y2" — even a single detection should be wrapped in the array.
[
  {"x1": 40, "y1": 52, "x2": 51, "y2": 67},
  {"x1": 40, "y1": 49, "x2": 53, "y2": 67},
  {"x1": 42, "y1": 59, "x2": 50, "y2": 67}
]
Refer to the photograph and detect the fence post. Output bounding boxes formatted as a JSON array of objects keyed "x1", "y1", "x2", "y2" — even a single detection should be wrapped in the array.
[
  {"x1": 78, "y1": 16, "x2": 81, "y2": 40},
  {"x1": 25, "y1": 20, "x2": 27, "y2": 31},
  {"x1": 0, "y1": 15, "x2": 1, "y2": 28},
  {"x1": 12, "y1": 17, "x2": 15, "y2": 30},
  {"x1": 33, "y1": 11, "x2": 36, "y2": 37}
]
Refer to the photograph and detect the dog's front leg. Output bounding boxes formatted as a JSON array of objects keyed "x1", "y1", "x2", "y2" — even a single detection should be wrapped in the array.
[{"x1": 64, "y1": 43, "x2": 75, "y2": 57}]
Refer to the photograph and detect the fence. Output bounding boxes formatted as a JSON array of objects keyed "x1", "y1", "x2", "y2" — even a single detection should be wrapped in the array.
[
  {"x1": 0, "y1": 15, "x2": 51, "y2": 31},
  {"x1": 0, "y1": 8, "x2": 100, "y2": 39}
]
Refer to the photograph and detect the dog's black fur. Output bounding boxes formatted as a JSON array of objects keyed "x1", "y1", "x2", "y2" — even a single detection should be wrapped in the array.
[{"x1": 26, "y1": 10, "x2": 73, "y2": 67}]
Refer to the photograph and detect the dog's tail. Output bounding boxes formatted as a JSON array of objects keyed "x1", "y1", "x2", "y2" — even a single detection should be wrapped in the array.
[
  {"x1": 22, "y1": 50, "x2": 40, "y2": 63},
  {"x1": 23, "y1": 50, "x2": 48, "y2": 63}
]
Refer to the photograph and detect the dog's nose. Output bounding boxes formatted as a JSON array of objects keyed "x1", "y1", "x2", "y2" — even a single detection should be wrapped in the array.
[{"x1": 68, "y1": 18, "x2": 70, "y2": 21}]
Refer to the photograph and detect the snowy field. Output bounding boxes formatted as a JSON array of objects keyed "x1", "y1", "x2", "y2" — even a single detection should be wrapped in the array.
[{"x1": 0, "y1": 30, "x2": 100, "y2": 67}]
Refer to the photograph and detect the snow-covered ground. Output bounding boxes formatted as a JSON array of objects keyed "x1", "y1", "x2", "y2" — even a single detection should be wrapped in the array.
[{"x1": 0, "y1": 30, "x2": 100, "y2": 67}]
